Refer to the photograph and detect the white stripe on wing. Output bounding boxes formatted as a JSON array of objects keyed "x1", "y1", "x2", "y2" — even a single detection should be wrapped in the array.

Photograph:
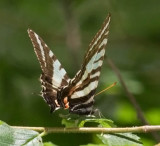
[
  {"x1": 71, "y1": 81, "x2": 98, "y2": 99},
  {"x1": 34, "y1": 33, "x2": 46, "y2": 67}
]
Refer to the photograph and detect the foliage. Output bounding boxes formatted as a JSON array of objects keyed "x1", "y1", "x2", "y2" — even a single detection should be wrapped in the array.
[
  {"x1": 0, "y1": 120, "x2": 43, "y2": 146},
  {"x1": 97, "y1": 133, "x2": 142, "y2": 146},
  {"x1": 0, "y1": 118, "x2": 143, "y2": 146},
  {"x1": 62, "y1": 116, "x2": 143, "y2": 146}
]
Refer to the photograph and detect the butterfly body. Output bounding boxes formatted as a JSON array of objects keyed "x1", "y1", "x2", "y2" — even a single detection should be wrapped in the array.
[{"x1": 28, "y1": 14, "x2": 111, "y2": 115}]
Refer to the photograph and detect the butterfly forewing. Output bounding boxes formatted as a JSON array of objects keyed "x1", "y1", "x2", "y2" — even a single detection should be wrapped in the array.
[
  {"x1": 28, "y1": 29, "x2": 70, "y2": 112},
  {"x1": 66, "y1": 14, "x2": 111, "y2": 114}
]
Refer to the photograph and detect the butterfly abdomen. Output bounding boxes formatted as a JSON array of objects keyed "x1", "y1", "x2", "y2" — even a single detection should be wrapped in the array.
[{"x1": 69, "y1": 99, "x2": 95, "y2": 115}]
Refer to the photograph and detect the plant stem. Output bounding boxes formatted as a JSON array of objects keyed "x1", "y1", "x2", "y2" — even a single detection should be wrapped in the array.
[{"x1": 12, "y1": 125, "x2": 160, "y2": 134}]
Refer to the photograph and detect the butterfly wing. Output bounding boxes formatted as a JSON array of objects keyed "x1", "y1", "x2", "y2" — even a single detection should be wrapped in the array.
[
  {"x1": 28, "y1": 29, "x2": 70, "y2": 112},
  {"x1": 66, "y1": 14, "x2": 111, "y2": 114}
]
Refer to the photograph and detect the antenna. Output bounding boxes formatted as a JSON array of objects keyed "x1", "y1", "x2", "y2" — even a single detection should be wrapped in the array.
[{"x1": 95, "y1": 82, "x2": 117, "y2": 96}]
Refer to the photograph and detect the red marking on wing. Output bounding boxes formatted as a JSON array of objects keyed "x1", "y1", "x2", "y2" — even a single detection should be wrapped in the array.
[{"x1": 64, "y1": 97, "x2": 69, "y2": 109}]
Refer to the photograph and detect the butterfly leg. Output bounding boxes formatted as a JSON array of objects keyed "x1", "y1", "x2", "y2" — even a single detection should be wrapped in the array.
[{"x1": 93, "y1": 108, "x2": 106, "y2": 119}]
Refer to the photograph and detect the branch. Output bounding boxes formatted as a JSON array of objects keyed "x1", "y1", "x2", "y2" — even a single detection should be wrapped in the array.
[
  {"x1": 106, "y1": 58, "x2": 160, "y2": 141},
  {"x1": 12, "y1": 125, "x2": 160, "y2": 134}
]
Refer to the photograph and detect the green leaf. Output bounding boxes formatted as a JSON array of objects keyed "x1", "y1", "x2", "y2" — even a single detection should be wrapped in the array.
[
  {"x1": 61, "y1": 115, "x2": 113, "y2": 128},
  {"x1": 62, "y1": 118, "x2": 80, "y2": 128},
  {"x1": 0, "y1": 121, "x2": 3, "y2": 125},
  {"x1": 61, "y1": 114, "x2": 82, "y2": 128},
  {"x1": 43, "y1": 142, "x2": 57, "y2": 146},
  {"x1": 79, "y1": 118, "x2": 113, "y2": 128},
  {"x1": 80, "y1": 144, "x2": 106, "y2": 146},
  {"x1": 0, "y1": 120, "x2": 43, "y2": 146},
  {"x1": 97, "y1": 133, "x2": 143, "y2": 146}
]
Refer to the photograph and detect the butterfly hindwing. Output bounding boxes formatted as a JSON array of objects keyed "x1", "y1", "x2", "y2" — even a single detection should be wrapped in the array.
[
  {"x1": 28, "y1": 29, "x2": 70, "y2": 112},
  {"x1": 65, "y1": 14, "x2": 111, "y2": 114}
]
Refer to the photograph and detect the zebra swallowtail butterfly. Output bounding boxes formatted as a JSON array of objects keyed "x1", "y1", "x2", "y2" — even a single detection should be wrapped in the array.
[{"x1": 28, "y1": 14, "x2": 111, "y2": 115}]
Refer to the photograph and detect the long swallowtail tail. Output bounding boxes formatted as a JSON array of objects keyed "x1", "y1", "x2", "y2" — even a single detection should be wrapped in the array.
[{"x1": 28, "y1": 14, "x2": 111, "y2": 115}]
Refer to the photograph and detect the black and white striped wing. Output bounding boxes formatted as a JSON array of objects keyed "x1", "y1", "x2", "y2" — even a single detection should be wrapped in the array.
[
  {"x1": 28, "y1": 29, "x2": 70, "y2": 112},
  {"x1": 67, "y1": 14, "x2": 111, "y2": 114}
]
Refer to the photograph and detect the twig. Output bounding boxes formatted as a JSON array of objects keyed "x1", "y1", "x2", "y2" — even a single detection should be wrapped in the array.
[
  {"x1": 12, "y1": 125, "x2": 160, "y2": 134},
  {"x1": 107, "y1": 58, "x2": 160, "y2": 141}
]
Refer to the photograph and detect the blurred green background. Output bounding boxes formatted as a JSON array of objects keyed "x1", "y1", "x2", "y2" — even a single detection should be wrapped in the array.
[{"x1": 0, "y1": 0, "x2": 160, "y2": 145}]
